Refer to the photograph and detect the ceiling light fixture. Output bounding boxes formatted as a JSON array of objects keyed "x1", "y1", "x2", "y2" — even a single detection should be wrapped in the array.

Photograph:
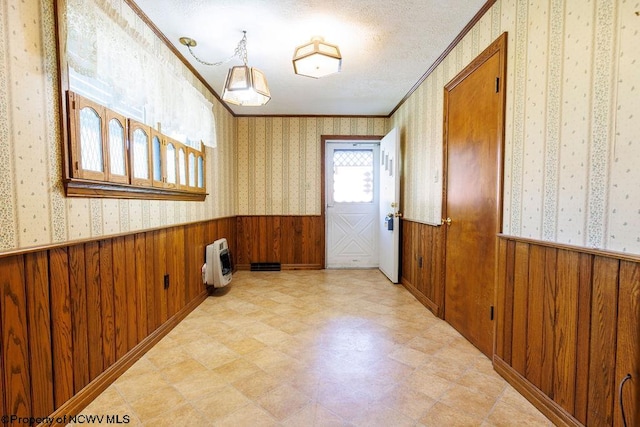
[
  {"x1": 179, "y1": 31, "x2": 270, "y2": 106},
  {"x1": 292, "y1": 36, "x2": 342, "y2": 79}
]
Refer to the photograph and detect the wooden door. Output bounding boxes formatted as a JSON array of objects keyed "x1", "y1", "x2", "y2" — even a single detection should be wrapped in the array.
[{"x1": 443, "y1": 34, "x2": 507, "y2": 357}]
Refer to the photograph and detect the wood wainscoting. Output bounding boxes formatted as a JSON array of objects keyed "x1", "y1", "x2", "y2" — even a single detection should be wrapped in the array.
[
  {"x1": 235, "y1": 216, "x2": 324, "y2": 270},
  {"x1": 0, "y1": 217, "x2": 236, "y2": 423},
  {"x1": 495, "y1": 235, "x2": 639, "y2": 427},
  {"x1": 400, "y1": 220, "x2": 445, "y2": 317}
]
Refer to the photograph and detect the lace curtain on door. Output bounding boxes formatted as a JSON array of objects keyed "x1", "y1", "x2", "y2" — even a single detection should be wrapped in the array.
[{"x1": 66, "y1": 0, "x2": 216, "y2": 148}]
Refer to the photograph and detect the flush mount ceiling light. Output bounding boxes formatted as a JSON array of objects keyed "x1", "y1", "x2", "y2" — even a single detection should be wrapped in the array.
[
  {"x1": 292, "y1": 36, "x2": 342, "y2": 78},
  {"x1": 179, "y1": 31, "x2": 270, "y2": 106}
]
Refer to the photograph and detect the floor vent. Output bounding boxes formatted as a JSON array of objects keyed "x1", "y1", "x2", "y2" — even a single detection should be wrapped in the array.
[{"x1": 250, "y1": 262, "x2": 281, "y2": 271}]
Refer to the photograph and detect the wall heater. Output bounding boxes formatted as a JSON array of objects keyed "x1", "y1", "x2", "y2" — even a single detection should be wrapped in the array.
[{"x1": 202, "y1": 238, "x2": 232, "y2": 288}]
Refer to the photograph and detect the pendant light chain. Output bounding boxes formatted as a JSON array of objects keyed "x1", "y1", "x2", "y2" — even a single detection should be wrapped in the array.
[{"x1": 186, "y1": 31, "x2": 248, "y2": 67}]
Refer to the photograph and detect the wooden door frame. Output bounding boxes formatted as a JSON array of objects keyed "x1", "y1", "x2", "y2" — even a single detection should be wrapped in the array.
[
  {"x1": 441, "y1": 32, "x2": 508, "y2": 352},
  {"x1": 320, "y1": 135, "x2": 385, "y2": 268}
]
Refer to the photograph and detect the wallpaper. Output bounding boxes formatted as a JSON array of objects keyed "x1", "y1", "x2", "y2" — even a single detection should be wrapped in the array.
[
  {"x1": 236, "y1": 117, "x2": 388, "y2": 215},
  {"x1": 0, "y1": 0, "x2": 235, "y2": 252},
  {"x1": 2, "y1": 0, "x2": 638, "y2": 255},
  {"x1": 391, "y1": 0, "x2": 639, "y2": 254}
]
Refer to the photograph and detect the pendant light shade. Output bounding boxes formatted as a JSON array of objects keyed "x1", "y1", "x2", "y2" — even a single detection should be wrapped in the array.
[
  {"x1": 222, "y1": 65, "x2": 271, "y2": 106},
  {"x1": 293, "y1": 36, "x2": 342, "y2": 78},
  {"x1": 180, "y1": 31, "x2": 271, "y2": 106}
]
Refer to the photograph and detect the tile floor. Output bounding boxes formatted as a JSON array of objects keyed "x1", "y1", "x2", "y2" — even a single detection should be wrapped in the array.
[{"x1": 72, "y1": 270, "x2": 553, "y2": 426}]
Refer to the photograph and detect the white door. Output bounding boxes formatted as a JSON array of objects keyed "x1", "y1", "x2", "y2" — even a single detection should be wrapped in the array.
[
  {"x1": 379, "y1": 128, "x2": 401, "y2": 283},
  {"x1": 326, "y1": 142, "x2": 380, "y2": 268}
]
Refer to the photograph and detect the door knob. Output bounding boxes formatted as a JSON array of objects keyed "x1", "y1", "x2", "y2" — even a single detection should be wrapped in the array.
[{"x1": 441, "y1": 217, "x2": 452, "y2": 226}]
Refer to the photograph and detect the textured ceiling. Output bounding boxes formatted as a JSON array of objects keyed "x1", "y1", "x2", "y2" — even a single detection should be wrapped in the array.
[{"x1": 132, "y1": 0, "x2": 488, "y2": 116}]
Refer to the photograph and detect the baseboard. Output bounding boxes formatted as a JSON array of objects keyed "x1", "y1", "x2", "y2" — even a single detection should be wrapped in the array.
[
  {"x1": 41, "y1": 290, "x2": 208, "y2": 427},
  {"x1": 401, "y1": 277, "x2": 440, "y2": 317},
  {"x1": 493, "y1": 356, "x2": 583, "y2": 427}
]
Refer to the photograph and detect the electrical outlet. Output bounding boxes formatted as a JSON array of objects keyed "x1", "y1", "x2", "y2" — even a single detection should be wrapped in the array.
[{"x1": 164, "y1": 274, "x2": 170, "y2": 289}]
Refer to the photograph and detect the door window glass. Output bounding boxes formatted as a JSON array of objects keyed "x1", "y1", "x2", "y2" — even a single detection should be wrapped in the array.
[{"x1": 332, "y1": 149, "x2": 374, "y2": 203}]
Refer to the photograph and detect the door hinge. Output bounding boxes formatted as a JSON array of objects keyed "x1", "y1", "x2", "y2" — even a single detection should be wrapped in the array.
[
  {"x1": 495, "y1": 77, "x2": 500, "y2": 93},
  {"x1": 490, "y1": 305, "x2": 495, "y2": 320}
]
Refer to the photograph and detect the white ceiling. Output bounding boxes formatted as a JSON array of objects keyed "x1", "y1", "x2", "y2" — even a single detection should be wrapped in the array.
[{"x1": 132, "y1": 0, "x2": 488, "y2": 116}]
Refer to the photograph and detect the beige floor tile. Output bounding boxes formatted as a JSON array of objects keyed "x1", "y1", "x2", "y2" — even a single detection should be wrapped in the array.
[
  {"x1": 455, "y1": 369, "x2": 507, "y2": 400},
  {"x1": 171, "y1": 369, "x2": 227, "y2": 401},
  {"x1": 245, "y1": 346, "x2": 297, "y2": 370},
  {"x1": 191, "y1": 385, "x2": 252, "y2": 421},
  {"x1": 281, "y1": 402, "x2": 347, "y2": 427},
  {"x1": 416, "y1": 353, "x2": 473, "y2": 382},
  {"x1": 404, "y1": 368, "x2": 456, "y2": 400},
  {"x1": 216, "y1": 402, "x2": 278, "y2": 427},
  {"x1": 223, "y1": 336, "x2": 268, "y2": 355},
  {"x1": 255, "y1": 384, "x2": 311, "y2": 421},
  {"x1": 375, "y1": 384, "x2": 436, "y2": 420},
  {"x1": 127, "y1": 384, "x2": 187, "y2": 421},
  {"x1": 232, "y1": 370, "x2": 283, "y2": 399},
  {"x1": 388, "y1": 345, "x2": 431, "y2": 368},
  {"x1": 487, "y1": 398, "x2": 553, "y2": 426},
  {"x1": 405, "y1": 336, "x2": 446, "y2": 355},
  {"x1": 419, "y1": 401, "x2": 485, "y2": 426},
  {"x1": 115, "y1": 356, "x2": 158, "y2": 382},
  {"x1": 114, "y1": 370, "x2": 169, "y2": 403},
  {"x1": 74, "y1": 270, "x2": 551, "y2": 427},
  {"x1": 496, "y1": 386, "x2": 551, "y2": 420},
  {"x1": 211, "y1": 357, "x2": 262, "y2": 383},
  {"x1": 141, "y1": 402, "x2": 211, "y2": 426},
  {"x1": 351, "y1": 405, "x2": 416, "y2": 427},
  {"x1": 159, "y1": 357, "x2": 209, "y2": 383},
  {"x1": 438, "y1": 384, "x2": 500, "y2": 420}
]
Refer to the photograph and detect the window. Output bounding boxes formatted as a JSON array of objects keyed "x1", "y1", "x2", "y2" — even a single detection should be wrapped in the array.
[
  {"x1": 129, "y1": 120, "x2": 152, "y2": 187},
  {"x1": 197, "y1": 154, "x2": 205, "y2": 191},
  {"x1": 65, "y1": 91, "x2": 206, "y2": 201},
  {"x1": 166, "y1": 142, "x2": 177, "y2": 188},
  {"x1": 188, "y1": 151, "x2": 196, "y2": 188},
  {"x1": 106, "y1": 112, "x2": 128, "y2": 184},
  {"x1": 178, "y1": 146, "x2": 188, "y2": 190},
  {"x1": 332, "y1": 149, "x2": 374, "y2": 203},
  {"x1": 68, "y1": 92, "x2": 129, "y2": 184}
]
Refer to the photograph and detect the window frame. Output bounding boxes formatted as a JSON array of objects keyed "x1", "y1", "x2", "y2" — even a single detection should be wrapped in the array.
[
  {"x1": 128, "y1": 119, "x2": 153, "y2": 188},
  {"x1": 63, "y1": 91, "x2": 207, "y2": 201},
  {"x1": 68, "y1": 92, "x2": 108, "y2": 182},
  {"x1": 105, "y1": 110, "x2": 129, "y2": 184}
]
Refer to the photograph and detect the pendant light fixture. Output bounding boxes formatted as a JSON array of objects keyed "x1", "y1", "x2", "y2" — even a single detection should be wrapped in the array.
[
  {"x1": 292, "y1": 36, "x2": 342, "y2": 78},
  {"x1": 180, "y1": 31, "x2": 270, "y2": 106}
]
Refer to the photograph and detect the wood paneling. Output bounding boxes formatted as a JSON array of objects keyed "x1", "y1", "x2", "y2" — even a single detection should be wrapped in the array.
[
  {"x1": 511, "y1": 242, "x2": 529, "y2": 375},
  {"x1": 68, "y1": 244, "x2": 90, "y2": 392},
  {"x1": 1, "y1": 256, "x2": 30, "y2": 418},
  {"x1": 236, "y1": 216, "x2": 324, "y2": 269},
  {"x1": 0, "y1": 217, "x2": 235, "y2": 420},
  {"x1": 587, "y1": 257, "x2": 619, "y2": 426},
  {"x1": 495, "y1": 235, "x2": 639, "y2": 427},
  {"x1": 400, "y1": 220, "x2": 445, "y2": 316},
  {"x1": 614, "y1": 261, "x2": 639, "y2": 427},
  {"x1": 50, "y1": 248, "x2": 74, "y2": 407},
  {"x1": 25, "y1": 251, "x2": 54, "y2": 418}
]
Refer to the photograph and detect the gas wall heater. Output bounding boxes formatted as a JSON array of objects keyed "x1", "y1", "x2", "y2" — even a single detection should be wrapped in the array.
[{"x1": 202, "y1": 238, "x2": 232, "y2": 288}]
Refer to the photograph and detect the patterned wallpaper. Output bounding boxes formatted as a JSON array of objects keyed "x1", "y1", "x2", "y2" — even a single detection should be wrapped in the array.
[
  {"x1": 391, "y1": 0, "x2": 639, "y2": 254},
  {"x1": 0, "y1": 0, "x2": 236, "y2": 252},
  {"x1": 2, "y1": 0, "x2": 638, "y2": 255},
  {"x1": 236, "y1": 117, "x2": 388, "y2": 215}
]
